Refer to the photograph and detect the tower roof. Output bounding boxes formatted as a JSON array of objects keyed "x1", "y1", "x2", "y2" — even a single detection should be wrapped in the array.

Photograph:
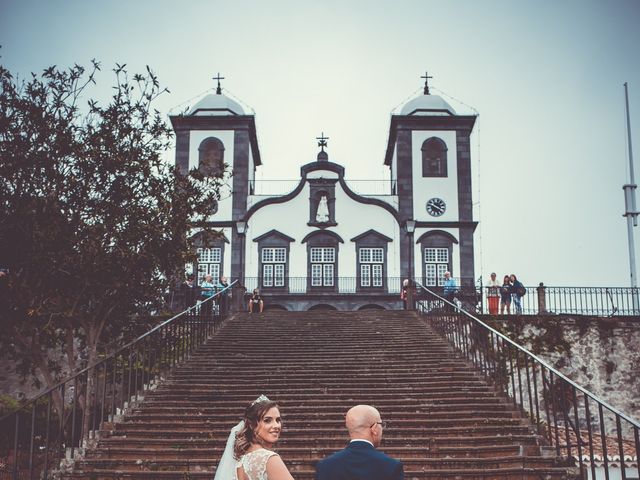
[
  {"x1": 188, "y1": 92, "x2": 245, "y2": 116},
  {"x1": 400, "y1": 94, "x2": 456, "y2": 116}
]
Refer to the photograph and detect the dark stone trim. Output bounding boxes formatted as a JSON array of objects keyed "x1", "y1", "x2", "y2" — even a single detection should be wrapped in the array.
[
  {"x1": 307, "y1": 221, "x2": 338, "y2": 228},
  {"x1": 255, "y1": 232, "x2": 293, "y2": 293},
  {"x1": 403, "y1": 108, "x2": 455, "y2": 116},
  {"x1": 421, "y1": 137, "x2": 448, "y2": 178},
  {"x1": 415, "y1": 230, "x2": 459, "y2": 245},
  {"x1": 353, "y1": 238, "x2": 389, "y2": 293},
  {"x1": 189, "y1": 230, "x2": 230, "y2": 245},
  {"x1": 169, "y1": 114, "x2": 262, "y2": 166},
  {"x1": 300, "y1": 161, "x2": 344, "y2": 177},
  {"x1": 305, "y1": 232, "x2": 340, "y2": 293},
  {"x1": 252, "y1": 229, "x2": 295, "y2": 244},
  {"x1": 244, "y1": 177, "x2": 307, "y2": 221},
  {"x1": 415, "y1": 221, "x2": 478, "y2": 231},
  {"x1": 189, "y1": 108, "x2": 240, "y2": 116},
  {"x1": 337, "y1": 177, "x2": 401, "y2": 222},
  {"x1": 419, "y1": 236, "x2": 454, "y2": 286},
  {"x1": 350, "y1": 229, "x2": 393, "y2": 243},
  {"x1": 384, "y1": 114, "x2": 477, "y2": 166},
  {"x1": 175, "y1": 129, "x2": 190, "y2": 175},
  {"x1": 246, "y1": 166, "x2": 401, "y2": 226},
  {"x1": 301, "y1": 230, "x2": 345, "y2": 244}
]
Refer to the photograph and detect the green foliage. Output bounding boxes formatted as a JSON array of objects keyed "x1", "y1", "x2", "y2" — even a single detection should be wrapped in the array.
[{"x1": 0, "y1": 60, "x2": 221, "y2": 393}]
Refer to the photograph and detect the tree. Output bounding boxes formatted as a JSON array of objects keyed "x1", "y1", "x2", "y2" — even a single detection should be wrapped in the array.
[{"x1": 0, "y1": 60, "x2": 221, "y2": 419}]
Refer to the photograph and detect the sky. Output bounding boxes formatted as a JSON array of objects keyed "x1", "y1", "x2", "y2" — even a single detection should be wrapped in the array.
[{"x1": 1, "y1": 0, "x2": 639, "y2": 287}]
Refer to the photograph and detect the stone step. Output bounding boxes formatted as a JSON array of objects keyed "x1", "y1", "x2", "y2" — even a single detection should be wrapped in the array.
[{"x1": 65, "y1": 311, "x2": 575, "y2": 479}]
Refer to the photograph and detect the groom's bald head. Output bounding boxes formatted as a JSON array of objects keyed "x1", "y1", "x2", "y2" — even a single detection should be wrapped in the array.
[{"x1": 345, "y1": 405, "x2": 383, "y2": 446}]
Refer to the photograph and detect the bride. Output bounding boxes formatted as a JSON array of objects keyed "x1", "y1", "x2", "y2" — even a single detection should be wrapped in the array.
[{"x1": 214, "y1": 395, "x2": 295, "y2": 480}]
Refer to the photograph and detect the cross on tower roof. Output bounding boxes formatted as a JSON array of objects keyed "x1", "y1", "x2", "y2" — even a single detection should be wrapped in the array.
[
  {"x1": 421, "y1": 71, "x2": 433, "y2": 95},
  {"x1": 213, "y1": 73, "x2": 225, "y2": 95},
  {"x1": 316, "y1": 132, "x2": 329, "y2": 152}
]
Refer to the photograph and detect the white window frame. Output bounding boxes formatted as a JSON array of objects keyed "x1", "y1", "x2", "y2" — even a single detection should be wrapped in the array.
[
  {"x1": 196, "y1": 247, "x2": 222, "y2": 284},
  {"x1": 425, "y1": 247, "x2": 449, "y2": 286},
  {"x1": 262, "y1": 247, "x2": 286, "y2": 287},
  {"x1": 359, "y1": 247, "x2": 384, "y2": 288},
  {"x1": 310, "y1": 247, "x2": 335, "y2": 287}
]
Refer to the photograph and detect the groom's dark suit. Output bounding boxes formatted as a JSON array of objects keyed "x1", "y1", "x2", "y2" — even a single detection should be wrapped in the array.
[{"x1": 315, "y1": 440, "x2": 404, "y2": 480}]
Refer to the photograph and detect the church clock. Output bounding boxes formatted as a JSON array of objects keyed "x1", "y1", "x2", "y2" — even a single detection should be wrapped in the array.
[{"x1": 426, "y1": 197, "x2": 446, "y2": 217}]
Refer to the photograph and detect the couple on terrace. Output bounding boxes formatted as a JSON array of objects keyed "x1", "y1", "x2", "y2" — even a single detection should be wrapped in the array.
[{"x1": 214, "y1": 395, "x2": 403, "y2": 480}]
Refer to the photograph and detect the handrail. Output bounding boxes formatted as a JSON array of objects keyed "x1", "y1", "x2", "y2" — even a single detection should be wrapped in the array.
[
  {"x1": 0, "y1": 280, "x2": 236, "y2": 424},
  {"x1": 0, "y1": 280, "x2": 236, "y2": 479},
  {"x1": 416, "y1": 282, "x2": 640, "y2": 428},
  {"x1": 415, "y1": 281, "x2": 640, "y2": 478}
]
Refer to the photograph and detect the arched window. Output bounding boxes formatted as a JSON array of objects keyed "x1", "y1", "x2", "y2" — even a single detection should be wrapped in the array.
[
  {"x1": 417, "y1": 230, "x2": 458, "y2": 286},
  {"x1": 421, "y1": 137, "x2": 448, "y2": 177},
  {"x1": 198, "y1": 137, "x2": 225, "y2": 177}
]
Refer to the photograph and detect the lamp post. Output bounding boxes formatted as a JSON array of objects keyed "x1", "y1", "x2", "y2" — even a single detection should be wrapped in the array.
[
  {"x1": 405, "y1": 219, "x2": 416, "y2": 282},
  {"x1": 405, "y1": 219, "x2": 416, "y2": 310},
  {"x1": 235, "y1": 221, "x2": 247, "y2": 283},
  {"x1": 234, "y1": 221, "x2": 247, "y2": 312}
]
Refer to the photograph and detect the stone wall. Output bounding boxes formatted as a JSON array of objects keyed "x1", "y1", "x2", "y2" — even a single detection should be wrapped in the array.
[{"x1": 483, "y1": 315, "x2": 640, "y2": 422}]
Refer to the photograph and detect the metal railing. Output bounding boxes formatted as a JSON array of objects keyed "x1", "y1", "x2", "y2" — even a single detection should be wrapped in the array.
[
  {"x1": 416, "y1": 283, "x2": 640, "y2": 480},
  {"x1": 0, "y1": 282, "x2": 235, "y2": 480},
  {"x1": 244, "y1": 276, "x2": 403, "y2": 294},
  {"x1": 477, "y1": 285, "x2": 640, "y2": 317}
]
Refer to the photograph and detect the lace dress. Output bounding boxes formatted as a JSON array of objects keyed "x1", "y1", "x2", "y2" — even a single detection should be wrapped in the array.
[{"x1": 237, "y1": 448, "x2": 278, "y2": 480}]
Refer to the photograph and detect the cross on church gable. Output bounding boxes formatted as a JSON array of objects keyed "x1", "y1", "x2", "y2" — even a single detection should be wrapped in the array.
[
  {"x1": 316, "y1": 132, "x2": 329, "y2": 152},
  {"x1": 213, "y1": 72, "x2": 225, "y2": 94},
  {"x1": 421, "y1": 71, "x2": 433, "y2": 95}
]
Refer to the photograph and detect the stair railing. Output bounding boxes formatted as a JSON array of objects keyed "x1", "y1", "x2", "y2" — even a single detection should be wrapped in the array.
[
  {"x1": 0, "y1": 281, "x2": 236, "y2": 480},
  {"x1": 415, "y1": 283, "x2": 640, "y2": 480}
]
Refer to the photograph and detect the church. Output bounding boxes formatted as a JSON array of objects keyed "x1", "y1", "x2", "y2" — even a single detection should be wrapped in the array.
[{"x1": 170, "y1": 76, "x2": 478, "y2": 311}]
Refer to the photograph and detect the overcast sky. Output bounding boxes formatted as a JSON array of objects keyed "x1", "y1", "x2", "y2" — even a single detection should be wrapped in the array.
[{"x1": 2, "y1": 0, "x2": 639, "y2": 287}]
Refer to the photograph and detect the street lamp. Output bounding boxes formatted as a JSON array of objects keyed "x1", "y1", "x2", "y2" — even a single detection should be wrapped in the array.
[
  {"x1": 405, "y1": 219, "x2": 416, "y2": 282},
  {"x1": 405, "y1": 220, "x2": 416, "y2": 310}
]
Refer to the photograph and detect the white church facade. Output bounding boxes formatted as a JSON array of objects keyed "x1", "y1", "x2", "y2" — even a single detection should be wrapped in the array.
[{"x1": 170, "y1": 78, "x2": 477, "y2": 311}]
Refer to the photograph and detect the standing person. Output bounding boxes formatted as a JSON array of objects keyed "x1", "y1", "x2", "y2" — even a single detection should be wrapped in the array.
[
  {"x1": 216, "y1": 276, "x2": 230, "y2": 315},
  {"x1": 248, "y1": 288, "x2": 264, "y2": 314},
  {"x1": 214, "y1": 395, "x2": 294, "y2": 480},
  {"x1": 200, "y1": 274, "x2": 216, "y2": 318},
  {"x1": 487, "y1": 272, "x2": 500, "y2": 315},
  {"x1": 500, "y1": 275, "x2": 512, "y2": 315},
  {"x1": 510, "y1": 274, "x2": 526, "y2": 315},
  {"x1": 400, "y1": 279, "x2": 409, "y2": 310},
  {"x1": 315, "y1": 404, "x2": 403, "y2": 480},
  {"x1": 442, "y1": 271, "x2": 458, "y2": 311},
  {"x1": 180, "y1": 274, "x2": 197, "y2": 312}
]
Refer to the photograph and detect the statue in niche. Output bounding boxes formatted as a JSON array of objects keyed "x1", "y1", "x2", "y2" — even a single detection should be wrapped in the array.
[{"x1": 316, "y1": 195, "x2": 330, "y2": 222}]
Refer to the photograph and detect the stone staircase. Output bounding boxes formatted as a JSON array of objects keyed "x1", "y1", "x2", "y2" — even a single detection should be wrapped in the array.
[{"x1": 65, "y1": 310, "x2": 579, "y2": 479}]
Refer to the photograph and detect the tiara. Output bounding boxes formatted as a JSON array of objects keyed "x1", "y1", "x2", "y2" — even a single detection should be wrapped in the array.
[{"x1": 251, "y1": 394, "x2": 270, "y2": 406}]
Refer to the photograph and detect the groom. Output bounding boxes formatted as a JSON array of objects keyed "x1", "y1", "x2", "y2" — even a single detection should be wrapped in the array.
[{"x1": 315, "y1": 404, "x2": 404, "y2": 480}]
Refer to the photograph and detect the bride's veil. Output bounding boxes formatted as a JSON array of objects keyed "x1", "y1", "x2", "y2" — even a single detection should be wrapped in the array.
[{"x1": 214, "y1": 420, "x2": 244, "y2": 480}]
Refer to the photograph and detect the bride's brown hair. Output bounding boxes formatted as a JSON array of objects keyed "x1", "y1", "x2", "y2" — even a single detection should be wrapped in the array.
[{"x1": 233, "y1": 399, "x2": 279, "y2": 460}]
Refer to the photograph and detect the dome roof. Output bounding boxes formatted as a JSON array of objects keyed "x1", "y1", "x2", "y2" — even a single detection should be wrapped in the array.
[
  {"x1": 400, "y1": 94, "x2": 456, "y2": 116},
  {"x1": 188, "y1": 93, "x2": 244, "y2": 116}
]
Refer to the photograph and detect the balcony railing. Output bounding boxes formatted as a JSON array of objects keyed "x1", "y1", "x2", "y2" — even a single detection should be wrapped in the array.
[
  {"x1": 0, "y1": 283, "x2": 235, "y2": 480},
  {"x1": 416, "y1": 283, "x2": 640, "y2": 480}
]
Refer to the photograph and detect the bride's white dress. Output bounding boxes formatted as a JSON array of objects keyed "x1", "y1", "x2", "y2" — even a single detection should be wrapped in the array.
[{"x1": 237, "y1": 448, "x2": 278, "y2": 480}]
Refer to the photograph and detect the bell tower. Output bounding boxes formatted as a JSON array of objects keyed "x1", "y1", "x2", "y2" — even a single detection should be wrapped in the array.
[
  {"x1": 384, "y1": 73, "x2": 477, "y2": 287},
  {"x1": 169, "y1": 74, "x2": 261, "y2": 284}
]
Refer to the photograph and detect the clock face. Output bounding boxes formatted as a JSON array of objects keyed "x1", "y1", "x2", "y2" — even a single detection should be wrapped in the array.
[{"x1": 426, "y1": 197, "x2": 446, "y2": 217}]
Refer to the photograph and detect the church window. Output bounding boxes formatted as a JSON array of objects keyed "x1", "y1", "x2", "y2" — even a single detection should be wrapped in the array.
[
  {"x1": 198, "y1": 137, "x2": 225, "y2": 177},
  {"x1": 424, "y1": 247, "x2": 449, "y2": 286},
  {"x1": 359, "y1": 248, "x2": 384, "y2": 287},
  {"x1": 421, "y1": 137, "x2": 448, "y2": 177},
  {"x1": 196, "y1": 247, "x2": 222, "y2": 282},
  {"x1": 310, "y1": 247, "x2": 335, "y2": 287},
  {"x1": 261, "y1": 247, "x2": 286, "y2": 287}
]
